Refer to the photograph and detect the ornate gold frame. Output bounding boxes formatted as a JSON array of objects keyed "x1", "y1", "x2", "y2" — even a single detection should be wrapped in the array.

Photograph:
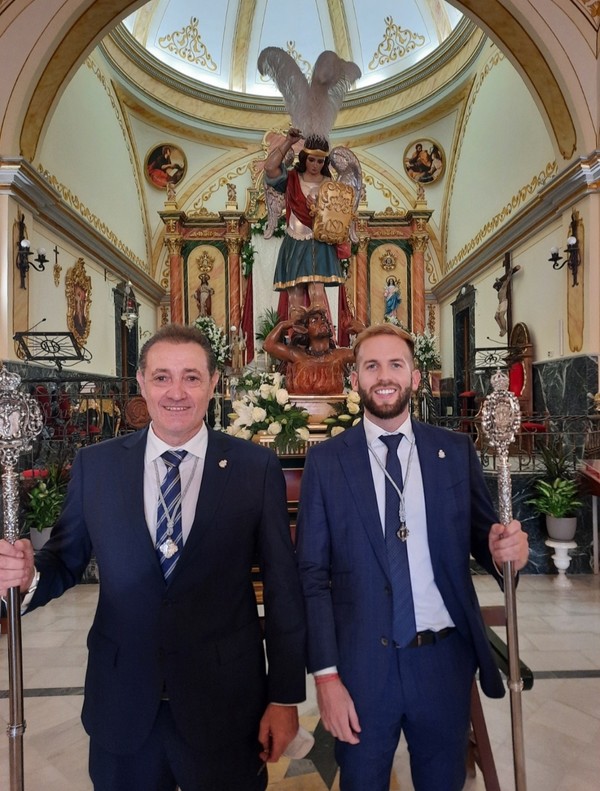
[
  {"x1": 144, "y1": 143, "x2": 187, "y2": 189},
  {"x1": 65, "y1": 257, "x2": 92, "y2": 346},
  {"x1": 403, "y1": 138, "x2": 445, "y2": 185}
]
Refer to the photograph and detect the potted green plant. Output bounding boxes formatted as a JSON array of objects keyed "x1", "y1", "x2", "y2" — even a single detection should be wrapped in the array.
[
  {"x1": 528, "y1": 438, "x2": 582, "y2": 540},
  {"x1": 255, "y1": 307, "x2": 282, "y2": 369},
  {"x1": 24, "y1": 464, "x2": 68, "y2": 549}
]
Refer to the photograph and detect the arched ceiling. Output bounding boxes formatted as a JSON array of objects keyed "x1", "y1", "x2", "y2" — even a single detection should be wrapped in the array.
[
  {"x1": 12, "y1": 1, "x2": 577, "y2": 161},
  {"x1": 122, "y1": 0, "x2": 464, "y2": 96}
]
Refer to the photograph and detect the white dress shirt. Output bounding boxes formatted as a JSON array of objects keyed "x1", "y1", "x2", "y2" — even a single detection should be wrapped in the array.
[
  {"x1": 363, "y1": 414, "x2": 454, "y2": 632},
  {"x1": 143, "y1": 423, "x2": 208, "y2": 546}
]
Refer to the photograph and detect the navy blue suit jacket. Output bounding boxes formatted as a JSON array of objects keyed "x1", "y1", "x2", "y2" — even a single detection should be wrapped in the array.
[
  {"x1": 30, "y1": 427, "x2": 306, "y2": 756},
  {"x1": 296, "y1": 419, "x2": 505, "y2": 722}
]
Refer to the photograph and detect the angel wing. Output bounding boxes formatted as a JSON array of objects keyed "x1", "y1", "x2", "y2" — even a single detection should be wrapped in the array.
[
  {"x1": 263, "y1": 184, "x2": 286, "y2": 240},
  {"x1": 329, "y1": 146, "x2": 363, "y2": 243},
  {"x1": 258, "y1": 48, "x2": 361, "y2": 140}
]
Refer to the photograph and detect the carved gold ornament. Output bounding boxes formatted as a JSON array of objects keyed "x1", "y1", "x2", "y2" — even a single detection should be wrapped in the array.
[
  {"x1": 369, "y1": 16, "x2": 425, "y2": 70},
  {"x1": 312, "y1": 181, "x2": 355, "y2": 245},
  {"x1": 158, "y1": 17, "x2": 217, "y2": 71},
  {"x1": 379, "y1": 248, "x2": 398, "y2": 272},
  {"x1": 65, "y1": 258, "x2": 92, "y2": 347}
]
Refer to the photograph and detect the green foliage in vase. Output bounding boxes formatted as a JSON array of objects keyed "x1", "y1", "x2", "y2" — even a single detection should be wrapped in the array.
[
  {"x1": 527, "y1": 478, "x2": 582, "y2": 518},
  {"x1": 24, "y1": 465, "x2": 68, "y2": 533}
]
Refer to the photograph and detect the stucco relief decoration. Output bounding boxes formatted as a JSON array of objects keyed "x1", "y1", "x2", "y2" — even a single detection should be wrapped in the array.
[
  {"x1": 191, "y1": 163, "x2": 250, "y2": 215},
  {"x1": 379, "y1": 247, "x2": 399, "y2": 272},
  {"x1": 362, "y1": 172, "x2": 405, "y2": 212},
  {"x1": 404, "y1": 140, "x2": 445, "y2": 184},
  {"x1": 581, "y1": 2, "x2": 600, "y2": 25},
  {"x1": 369, "y1": 16, "x2": 425, "y2": 69},
  {"x1": 195, "y1": 249, "x2": 215, "y2": 279},
  {"x1": 445, "y1": 161, "x2": 558, "y2": 272},
  {"x1": 158, "y1": 17, "x2": 217, "y2": 70},
  {"x1": 65, "y1": 258, "x2": 92, "y2": 347}
]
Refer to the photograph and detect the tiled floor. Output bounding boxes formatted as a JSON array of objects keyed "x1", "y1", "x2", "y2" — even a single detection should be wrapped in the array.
[{"x1": 1, "y1": 574, "x2": 599, "y2": 790}]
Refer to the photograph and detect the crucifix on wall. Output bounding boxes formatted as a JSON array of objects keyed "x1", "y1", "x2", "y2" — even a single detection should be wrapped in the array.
[{"x1": 493, "y1": 252, "x2": 521, "y2": 337}]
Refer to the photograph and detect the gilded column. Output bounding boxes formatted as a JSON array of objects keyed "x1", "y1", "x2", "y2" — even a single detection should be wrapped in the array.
[
  {"x1": 355, "y1": 220, "x2": 370, "y2": 326},
  {"x1": 226, "y1": 233, "x2": 243, "y2": 330},
  {"x1": 410, "y1": 222, "x2": 429, "y2": 334},
  {"x1": 164, "y1": 235, "x2": 184, "y2": 324}
]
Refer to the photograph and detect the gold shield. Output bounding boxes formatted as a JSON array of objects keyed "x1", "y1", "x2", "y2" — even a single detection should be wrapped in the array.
[{"x1": 312, "y1": 181, "x2": 355, "y2": 245}]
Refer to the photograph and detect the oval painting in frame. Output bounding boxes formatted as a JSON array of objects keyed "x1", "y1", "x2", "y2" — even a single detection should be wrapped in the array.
[
  {"x1": 145, "y1": 143, "x2": 187, "y2": 189},
  {"x1": 403, "y1": 139, "x2": 445, "y2": 184}
]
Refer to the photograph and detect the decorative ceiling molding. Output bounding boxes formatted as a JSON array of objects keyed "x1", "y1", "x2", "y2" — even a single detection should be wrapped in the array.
[
  {"x1": 432, "y1": 153, "x2": 600, "y2": 301},
  {"x1": 157, "y1": 16, "x2": 218, "y2": 72},
  {"x1": 103, "y1": 19, "x2": 484, "y2": 137},
  {"x1": 368, "y1": 16, "x2": 426, "y2": 70},
  {"x1": 444, "y1": 161, "x2": 559, "y2": 273},
  {"x1": 458, "y1": 0, "x2": 577, "y2": 159},
  {"x1": 0, "y1": 157, "x2": 164, "y2": 302}
]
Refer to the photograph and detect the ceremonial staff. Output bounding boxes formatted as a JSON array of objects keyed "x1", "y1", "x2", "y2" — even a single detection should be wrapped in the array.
[
  {"x1": 0, "y1": 365, "x2": 44, "y2": 790},
  {"x1": 481, "y1": 369, "x2": 527, "y2": 791}
]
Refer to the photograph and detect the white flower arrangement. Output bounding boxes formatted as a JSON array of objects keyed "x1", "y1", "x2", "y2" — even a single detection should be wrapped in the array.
[
  {"x1": 226, "y1": 373, "x2": 310, "y2": 453},
  {"x1": 323, "y1": 390, "x2": 363, "y2": 436},
  {"x1": 240, "y1": 240, "x2": 256, "y2": 277},
  {"x1": 411, "y1": 329, "x2": 441, "y2": 372},
  {"x1": 193, "y1": 316, "x2": 231, "y2": 369}
]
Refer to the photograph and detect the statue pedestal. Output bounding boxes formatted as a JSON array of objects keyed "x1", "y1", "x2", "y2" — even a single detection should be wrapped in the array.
[
  {"x1": 545, "y1": 539, "x2": 577, "y2": 588},
  {"x1": 290, "y1": 394, "x2": 346, "y2": 432}
]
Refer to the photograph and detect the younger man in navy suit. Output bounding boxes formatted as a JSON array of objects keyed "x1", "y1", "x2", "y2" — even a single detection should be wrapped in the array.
[{"x1": 296, "y1": 323, "x2": 528, "y2": 791}]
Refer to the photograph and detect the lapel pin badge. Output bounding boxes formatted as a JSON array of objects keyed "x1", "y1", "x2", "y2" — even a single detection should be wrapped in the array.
[
  {"x1": 219, "y1": 459, "x2": 227, "y2": 468},
  {"x1": 438, "y1": 449, "x2": 446, "y2": 459}
]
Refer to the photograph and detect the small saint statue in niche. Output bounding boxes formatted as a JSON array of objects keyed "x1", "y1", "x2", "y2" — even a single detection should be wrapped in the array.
[
  {"x1": 194, "y1": 274, "x2": 214, "y2": 317},
  {"x1": 229, "y1": 326, "x2": 247, "y2": 374},
  {"x1": 384, "y1": 276, "x2": 401, "y2": 320}
]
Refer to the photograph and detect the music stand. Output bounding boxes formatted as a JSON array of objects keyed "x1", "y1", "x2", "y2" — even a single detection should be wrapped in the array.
[{"x1": 13, "y1": 331, "x2": 91, "y2": 370}]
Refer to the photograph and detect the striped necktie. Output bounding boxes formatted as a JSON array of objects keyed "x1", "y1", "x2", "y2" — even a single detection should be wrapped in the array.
[
  {"x1": 380, "y1": 434, "x2": 417, "y2": 647},
  {"x1": 156, "y1": 449, "x2": 187, "y2": 581}
]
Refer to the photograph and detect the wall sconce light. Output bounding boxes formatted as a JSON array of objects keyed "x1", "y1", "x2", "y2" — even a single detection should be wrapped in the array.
[
  {"x1": 121, "y1": 281, "x2": 138, "y2": 331},
  {"x1": 548, "y1": 217, "x2": 581, "y2": 287},
  {"x1": 15, "y1": 214, "x2": 48, "y2": 289}
]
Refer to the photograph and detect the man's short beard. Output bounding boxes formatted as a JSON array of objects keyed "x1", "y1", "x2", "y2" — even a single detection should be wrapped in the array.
[{"x1": 357, "y1": 381, "x2": 413, "y2": 421}]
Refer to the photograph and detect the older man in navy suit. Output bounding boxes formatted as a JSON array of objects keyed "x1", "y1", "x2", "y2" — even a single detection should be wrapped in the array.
[
  {"x1": 296, "y1": 323, "x2": 528, "y2": 791},
  {"x1": 0, "y1": 324, "x2": 306, "y2": 791}
]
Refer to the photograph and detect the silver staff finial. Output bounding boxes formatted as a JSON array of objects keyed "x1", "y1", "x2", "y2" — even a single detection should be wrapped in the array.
[
  {"x1": 481, "y1": 367, "x2": 528, "y2": 790},
  {"x1": 0, "y1": 363, "x2": 45, "y2": 789},
  {"x1": 0, "y1": 365, "x2": 44, "y2": 468},
  {"x1": 481, "y1": 368, "x2": 521, "y2": 454}
]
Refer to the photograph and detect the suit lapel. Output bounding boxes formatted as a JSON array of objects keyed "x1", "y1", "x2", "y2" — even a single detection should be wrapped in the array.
[
  {"x1": 176, "y1": 428, "x2": 232, "y2": 561},
  {"x1": 412, "y1": 421, "x2": 449, "y2": 571},
  {"x1": 119, "y1": 429, "x2": 162, "y2": 566},
  {"x1": 338, "y1": 424, "x2": 390, "y2": 577}
]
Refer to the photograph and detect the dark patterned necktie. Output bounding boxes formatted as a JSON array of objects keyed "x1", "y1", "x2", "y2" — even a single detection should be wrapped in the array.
[
  {"x1": 156, "y1": 450, "x2": 187, "y2": 581},
  {"x1": 380, "y1": 434, "x2": 417, "y2": 647}
]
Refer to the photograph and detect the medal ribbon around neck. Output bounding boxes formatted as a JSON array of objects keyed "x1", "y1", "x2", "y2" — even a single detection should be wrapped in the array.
[
  {"x1": 154, "y1": 454, "x2": 199, "y2": 557},
  {"x1": 369, "y1": 436, "x2": 415, "y2": 542}
]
